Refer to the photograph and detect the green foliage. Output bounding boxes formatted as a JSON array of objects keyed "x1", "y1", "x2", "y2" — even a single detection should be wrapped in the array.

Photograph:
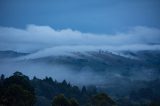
[
  {"x1": 69, "y1": 98, "x2": 79, "y2": 106},
  {"x1": 1, "y1": 84, "x2": 35, "y2": 106},
  {"x1": 52, "y1": 94, "x2": 79, "y2": 106},
  {"x1": 0, "y1": 72, "x2": 115, "y2": 106},
  {"x1": 0, "y1": 72, "x2": 36, "y2": 106},
  {"x1": 52, "y1": 94, "x2": 70, "y2": 106},
  {"x1": 4, "y1": 71, "x2": 34, "y2": 93},
  {"x1": 31, "y1": 76, "x2": 94, "y2": 105},
  {"x1": 89, "y1": 93, "x2": 116, "y2": 106}
]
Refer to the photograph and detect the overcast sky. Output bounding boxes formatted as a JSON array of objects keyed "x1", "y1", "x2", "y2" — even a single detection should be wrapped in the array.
[
  {"x1": 0, "y1": 0, "x2": 160, "y2": 53},
  {"x1": 0, "y1": 25, "x2": 160, "y2": 53},
  {"x1": 0, "y1": 0, "x2": 160, "y2": 34},
  {"x1": 0, "y1": 0, "x2": 160, "y2": 82}
]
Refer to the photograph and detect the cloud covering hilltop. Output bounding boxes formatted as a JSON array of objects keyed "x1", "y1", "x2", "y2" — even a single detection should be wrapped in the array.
[{"x1": 0, "y1": 25, "x2": 160, "y2": 53}]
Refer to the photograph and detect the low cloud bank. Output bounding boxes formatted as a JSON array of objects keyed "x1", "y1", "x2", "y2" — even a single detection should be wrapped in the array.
[
  {"x1": 0, "y1": 60, "x2": 158, "y2": 86},
  {"x1": 0, "y1": 25, "x2": 160, "y2": 52},
  {"x1": 20, "y1": 45, "x2": 160, "y2": 59},
  {"x1": 0, "y1": 25, "x2": 160, "y2": 88}
]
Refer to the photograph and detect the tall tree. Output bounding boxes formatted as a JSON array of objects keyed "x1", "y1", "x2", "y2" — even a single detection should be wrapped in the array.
[
  {"x1": 0, "y1": 71, "x2": 36, "y2": 106},
  {"x1": 90, "y1": 93, "x2": 116, "y2": 106},
  {"x1": 1, "y1": 84, "x2": 35, "y2": 106},
  {"x1": 70, "y1": 98, "x2": 79, "y2": 106},
  {"x1": 52, "y1": 94, "x2": 70, "y2": 106}
]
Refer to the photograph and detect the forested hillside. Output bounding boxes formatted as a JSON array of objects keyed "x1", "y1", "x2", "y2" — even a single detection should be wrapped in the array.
[{"x1": 0, "y1": 72, "x2": 115, "y2": 106}]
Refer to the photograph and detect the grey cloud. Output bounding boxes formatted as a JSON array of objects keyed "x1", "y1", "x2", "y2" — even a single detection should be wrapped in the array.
[
  {"x1": 20, "y1": 45, "x2": 160, "y2": 59},
  {"x1": 0, "y1": 25, "x2": 160, "y2": 52}
]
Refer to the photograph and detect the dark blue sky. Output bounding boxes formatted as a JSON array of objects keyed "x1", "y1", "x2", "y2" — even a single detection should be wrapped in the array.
[{"x1": 0, "y1": 0, "x2": 160, "y2": 34}]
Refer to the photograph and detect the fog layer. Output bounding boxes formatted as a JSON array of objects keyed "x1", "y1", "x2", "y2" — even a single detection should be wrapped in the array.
[{"x1": 0, "y1": 25, "x2": 160, "y2": 52}]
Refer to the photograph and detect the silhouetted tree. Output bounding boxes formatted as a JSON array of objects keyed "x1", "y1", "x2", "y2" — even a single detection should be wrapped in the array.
[
  {"x1": 0, "y1": 74, "x2": 5, "y2": 81},
  {"x1": 81, "y1": 86, "x2": 87, "y2": 94},
  {"x1": 1, "y1": 84, "x2": 35, "y2": 106},
  {"x1": 62, "y1": 80, "x2": 67, "y2": 86},
  {"x1": 52, "y1": 94, "x2": 70, "y2": 106},
  {"x1": 0, "y1": 71, "x2": 36, "y2": 106},
  {"x1": 87, "y1": 85, "x2": 97, "y2": 95},
  {"x1": 0, "y1": 71, "x2": 115, "y2": 106},
  {"x1": 70, "y1": 98, "x2": 79, "y2": 106},
  {"x1": 90, "y1": 93, "x2": 116, "y2": 106},
  {"x1": 4, "y1": 71, "x2": 34, "y2": 94}
]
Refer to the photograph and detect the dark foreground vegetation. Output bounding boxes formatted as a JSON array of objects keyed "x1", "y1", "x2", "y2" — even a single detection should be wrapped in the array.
[{"x1": 0, "y1": 72, "x2": 116, "y2": 106}]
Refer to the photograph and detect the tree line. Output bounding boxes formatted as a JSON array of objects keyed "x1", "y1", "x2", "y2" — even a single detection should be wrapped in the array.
[{"x1": 0, "y1": 71, "x2": 116, "y2": 106}]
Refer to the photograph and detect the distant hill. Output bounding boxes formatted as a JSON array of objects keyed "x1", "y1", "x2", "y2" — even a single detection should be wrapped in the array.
[
  {"x1": 0, "y1": 50, "x2": 29, "y2": 59},
  {"x1": 0, "y1": 50, "x2": 160, "y2": 105}
]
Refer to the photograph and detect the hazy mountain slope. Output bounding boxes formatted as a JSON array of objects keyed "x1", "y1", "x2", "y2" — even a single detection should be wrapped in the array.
[
  {"x1": 0, "y1": 49, "x2": 160, "y2": 104},
  {"x1": 18, "y1": 50, "x2": 160, "y2": 72}
]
